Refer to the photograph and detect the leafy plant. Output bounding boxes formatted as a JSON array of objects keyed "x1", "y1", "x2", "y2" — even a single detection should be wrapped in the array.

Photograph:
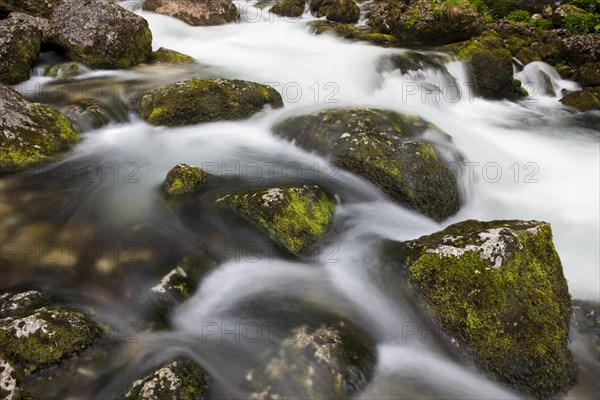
[
  {"x1": 532, "y1": 18, "x2": 552, "y2": 29},
  {"x1": 506, "y1": 9, "x2": 531, "y2": 23},
  {"x1": 564, "y1": 12, "x2": 597, "y2": 33}
]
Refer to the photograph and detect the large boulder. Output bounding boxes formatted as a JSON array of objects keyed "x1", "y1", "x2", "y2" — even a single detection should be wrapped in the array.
[
  {"x1": 143, "y1": 0, "x2": 239, "y2": 26},
  {"x1": 217, "y1": 185, "x2": 336, "y2": 256},
  {"x1": 139, "y1": 79, "x2": 284, "y2": 126},
  {"x1": 0, "y1": 0, "x2": 61, "y2": 18},
  {"x1": 273, "y1": 108, "x2": 460, "y2": 221},
  {"x1": 120, "y1": 358, "x2": 209, "y2": 400},
  {"x1": 560, "y1": 34, "x2": 600, "y2": 67},
  {"x1": 368, "y1": 0, "x2": 483, "y2": 45},
  {"x1": 560, "y1": 89, "x2": 600, "y2": 112},
  {"x1": 0, "y1": 13, "x2": 44, "y2": 85},
  {"x1": 0, "y1": 85, "x2": 80, "y2": 174},
  {"x1": 317, "y1": 0, "x2": 360, "y2": 24},
  {"x1": 445, "y1": 32, "x2": 526, "y2": 100},
  {"x1": 270, "y1": 0, "x2": 306, "y2": 17},
  {"x1": 48, "y1": 0, "x2": 152, "y2": 69},
  {"x1": 0, "y1": 290, "x2": 102, "y2": 374},
  {"x1": 385, "y1": 220, "x2": 576, "y2": 398}
]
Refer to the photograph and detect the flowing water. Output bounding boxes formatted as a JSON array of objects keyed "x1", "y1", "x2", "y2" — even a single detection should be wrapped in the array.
[{"x1": 1, "y1": 1, "x2": 599, "y2": 398}]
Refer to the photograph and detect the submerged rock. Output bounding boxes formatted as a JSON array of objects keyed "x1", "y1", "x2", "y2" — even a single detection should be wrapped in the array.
[
  {"x1": 560, "y1": 89, "x2": 600, "y2": 111},
  {"x1": 48, "y1": 0, "x2": 152, "y2": 69},
  {"x1": 309, "y1": 21, "x2": 397, "y2": 46},
  {"x1": 44, "y1": 61, "x2": 90, "y2": 79},
  {"x1": 151, "y1": 47, "x2": 196, "y2": 64},
  {"x1": 247, "y1": 323, "x2": 376, "y2": 399},
  {"x1": 139, "y1": 79, "x2": 283, "y2": 126},
  {"x1": 121, "y1": 357, "x2": 209, "y2": 400},
  {"x1": 386, "y1": 220, "x2": 576, "y2": 398},
  {"x1": 217, "y1": 185, "x2": 336, "y2": 256},
  {"x1": 273, "y1": 108, "x2": 460, "y2": 221},
  {"x1": 0, "y1": 0, "x2": 61, "y2": 18},
  {"x1": 445, "y1": 32, "x2": 526, "y2": 100},
  {"x1": 0, "y1": 85, "x2": 79, "y2": 174},
  {"x1": 164, "y1": 164, "x2": 210, "y2": 198},
  {"x1": 0, "y1": 290, "x2": 102, "y2": 374},
  {"x1": 60, "y1": 97, "x2": 126, "y2": 132},
  {"x1": 143, "y1": 0, "x2": 239, "y2": 26},
  {"x1": 571, "y1": 300, "x2": 600, "y2": 344},
  {"x1": 0, "y1": 13, "x2": 43, "y2": 85}
]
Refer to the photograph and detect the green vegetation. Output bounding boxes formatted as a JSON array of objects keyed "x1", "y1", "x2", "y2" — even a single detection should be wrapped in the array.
[
  {"x1": 164, "y1": 164, "x2": 210, "y2": 198},
  {"x1": 506, "y1": 9, "x2": 530, "y2": 22}
]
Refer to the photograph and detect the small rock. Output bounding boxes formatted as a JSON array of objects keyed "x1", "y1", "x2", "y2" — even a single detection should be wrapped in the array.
[{"x1": 164, "y1": 164, "x2": 210, "y2": 198}]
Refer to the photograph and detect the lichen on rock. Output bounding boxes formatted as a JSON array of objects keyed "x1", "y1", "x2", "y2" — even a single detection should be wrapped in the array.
[
  {"x1": 0, "y1": 13, "x2": 44, "y2": 85},
  {"x1": 217, "y1": 185, "x2": 336, "y2": 256},
  {"x1": 151, "y1": 47, "x2": 196, "y2": 64},
  {"x1": 385, "y1": 219, "x2": 576, "y2": 398},
  {"x1": 164, "y1": 164, "x2": 210, "y2": 198}
]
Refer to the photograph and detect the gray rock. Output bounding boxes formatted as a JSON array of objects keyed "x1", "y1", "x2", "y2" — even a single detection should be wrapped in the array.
[
  {"x1": 0, "y1": 13, "x2": 44, "y2": 85},
  {"x1": 143, "y1": 0, "x2": 239, "y2": 26}
]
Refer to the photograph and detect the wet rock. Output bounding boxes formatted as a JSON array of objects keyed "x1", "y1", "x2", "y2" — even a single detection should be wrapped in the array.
[
  {"x1": 560, "y1": 34, "x2": 600, "y2": 67},
  {"x1": 572, "y1": 300, "x2": 600, "y2": 345},
  {"x1": 386, "y1": 220, "x2": 576, "y2": 398},
  {"x1": 143, "y1": 0, "x2": 239, "y2": 26},
  {"x1": 0, "y1": 13, "x2": 43, "y2": 85},
  {"x1": 164, "y1": 164, "x2": 210, "y2": 198},
  {"x1": 44, "y1": 61, "x2": 90, "y2": 79},
  {"x1": 48, "y1": 0, "x2": 152, "y2": 69},
  {"x1": 0, "y1": 0, "x2": 61, "y2": 18},
  {"x1": 217, "y1": 185, "x2": 336, "y2": 256},
  {"x1": 0, "y1": 357, "x2": 23, "y2": 400},
  {"x1": 445, "y1": 32, "x2": 525, "y2": 100},
  {"x1": 572, "y1": 62, "x2": 600, "y2": 87},
  {"x1": 377, "y1": 51, "x2": 452, "y2": 74},
  {"x1": 308, "y1": 21, "x2": 397, "y2": 46},
  {"x1": 0, "y1": 289, "x2": 102, "y2": 374},
  {"x1": 151, "y1": 47, "x2": 195, "y2": 64},
  {"x1": 560, "y1": 89, "x2": 600, "y2": 111},
  {"x1": 121, "y1": 357, "x2": 209, "y2": 400},
  {"x1": 273, "y1": 108, "x2": 460, "y2": 221},
  {"x1": 270, "y1": 0, "x2": 306, "y2": 17},
  {"x1": 246, "y1": 323, "x2": 376, "y2": 399},
  {"x1": 316, "y1": 0, "x2": 360, "y2": 24},
  {"x1": 515, "y1": 48, "x2": 541, "y2": 65},
  {"x1": 369, "y1": 0, "x2": 483, "y2": 45},
  {"x1": 60, "y1": 97, "x2": 125, "y2": 132},
  {"x1": 139, "y1": 79, "x2": 283, "y2": 126},
  {"x1": 0, "y1": 85, "x2": 79, "y2": 174}
]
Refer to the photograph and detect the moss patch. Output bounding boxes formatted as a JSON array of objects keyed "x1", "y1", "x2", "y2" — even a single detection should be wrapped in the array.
[
  {"x1": 151, "y1": 47, "x2": 196, "y2": 64},
  {"x1": 560, "y1": 89, "x2": 600, "y2": 111},
  {"x1": 164, "y1": 164, "x2": 210, "y2": 198}
]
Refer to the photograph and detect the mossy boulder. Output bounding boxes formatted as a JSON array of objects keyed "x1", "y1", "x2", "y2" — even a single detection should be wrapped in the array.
[
  {"x1": 369, "y1": 0, "x2": 484, "y2": 45},
  {"x1": 386, "y1": 220, "x2": 576, "y2": 398},
  {"x1": 308, "y1": 21, "x2": 397, "y2": 46},
  {"x1": 446, "y1": 32, "x2": 525, "y2": 100},
  {"x1": 572, "y1": 62, "x2": 600, "y2": 87},
  {"x1": 0, "y1": 13, "x2": 43, "y2": 85},
  {"x1": 151, "y1": 47, "x2": 195, "y2": 64},
  {"x1": 0, "y1": 85, "x2": 80, "y2": 174},
  {"x1": 121, "y1": 358, "x2": 209, "y2": 400},
  {"x1": 0, "y1": 290, "x2": 102, "y2": 374},
  {"x1": 47, "y1": 0, "x2": 152, "y2": 69},
  {"x1": 217, "y1": 185, "x2": 336, "y2": 256},
  {"x1": 139, "y1": 79, "x2": 284, "y2": 126},
  {"x1": 560, "y1": 89, "x2": 600, "y2": 111},
  {"x1": 273, "y1": 108, "x2": 460, "y2": 221},
  {"x1": 44, "y1": 62, "x2": 90, "y2": 79},
  {"x1": 270, "y1": 0, "x2": 306, "y2": 17},
  {"x1": 0, "y1": 0, "x2": 61, "y2": 18},
  {"x1": 515, "y1": 47, "x2": 542, "y2": 65},
  {"x1": 246, "y1": 324, "x2": 376, "y2": 398},
  {"x1": 143, "y1": 0, "x2": 239, "y2": 26},
  {"x1": 164, "y1": 164, "x2": 210, "y2": 198},
  {"x1": 317, "y1": 0, "x2": 360, "y2": 24}
]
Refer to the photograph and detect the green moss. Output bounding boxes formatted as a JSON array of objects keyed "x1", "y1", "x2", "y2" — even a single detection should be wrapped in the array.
[
  {"x1": 0, "y1": 0, "x2": 60, "y2": 18},
  {"x1": 560, "y1": 89, "x2": 600, "y2": 111},
  {"x1": 218, "y1": 185, "x2": 336, "y2": 256},
  {"x1": 399, "y1": 220, "x2": 575, "y2": 398},
  {"x1": 308, "y1": 21, "x2": 398, "y2": 45},
  {"x1": 164, "y1": 164, "x2": 209, "y2": 198},
  {"x1": 317, "y1": 0, "x2": 360, "y2": 23},
  {"x1": 151, "y1": 47, "x2": 196, "y2": 64},
  {"x1": 270, "y1": 0, "x2": 306, "y2": 17},
  {"x1": 45, "y1": 62, "x2": 89, "y2": 79},
  {"x1": 0, "y1": 18, "x2": 42, "y2": 85},
  {"x1": 140, "y1": 79, "x2": 284, "y2": 126}
]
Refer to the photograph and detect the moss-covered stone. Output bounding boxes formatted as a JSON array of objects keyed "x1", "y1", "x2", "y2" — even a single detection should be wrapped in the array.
[
  {"x1": 217, "y1": 185, "x2": 336, "y2": 256},
  {"x1": 482, "y1": 0, "x2": 553, "y2": 18},
  {"x1": 572, "y1": 62, "x2": 600, "y2": 87},
  {"x1": 515, "y1": 47, "x2": 541, "y2": 65},
  {"x1": 560, "y1": 89, "x2": 600, "y2": 111},
  {"x1": 246, "y1": 323, "x2": 376, "y2": 399},
  {"x1": 369, "y1": 0, "x2": 484, "y2": 45},
  {"x1": 0, "y1": 290, "x2": 102, "y2": 374},
  {"x1": 387, "y1": 220, "x2": 576, "y2": 398},
  {"x1": 121, "y1": 357, "x2": 209, "y2": 400},
  {"x1": 308, "y1": 21, "x2": 397, "y2": 45},
  {"x1": 48, "y1": 0, "x2": 152, "y2": 69},
  {"x1": 0, "y1": 13, "x2": 43, "y2": 85},
  {"x1": 0, "y1": 0, "x2": 60, "y2": 18},
  {"x1": 44, "y1": 62, "x2": 90, "y2": 80},
  {"x1": 151, "y1": 47, "x2": 196, "y2": 64},
  {"x1": 270, "y1": 0, "x2": 306, "y2": 17},
  {"x1": 164, "y1": 164, "x2": 210, "y2": 198},
  {"x1": 273, "y1": 108, "x2": 460, "y2": 221},
  {"x1": 143, "y1": 0, "x2": 239, "y2": 26},
  {"x1": 377, "y1": 50, "x2": 453, "y2": 74},
  {"x1": 445, "y1": 32, "x2": 526, "y2": 100},
  {"x1": 139, "y1": 79, "x2": 284, "y2": 126},
  {"x1": 0, "y1": 85, "x2": 80, "y2": 174},
  {"x1": 317, "y1": 0, "x2": 360, "y2": 24}
]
